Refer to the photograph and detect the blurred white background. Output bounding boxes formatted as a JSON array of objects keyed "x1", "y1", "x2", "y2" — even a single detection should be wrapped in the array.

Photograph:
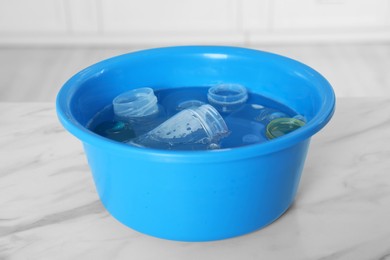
[{"x1": 0, "y1": 0, "x2": 389, "y2": 101}]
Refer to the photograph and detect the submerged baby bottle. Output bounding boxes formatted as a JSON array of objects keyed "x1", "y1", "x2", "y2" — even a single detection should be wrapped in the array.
[
  {"x1": 113, "y1": 87, "x2": 166, "y2": 136},
  {"x1": 89, "y1": 104, "x2": 136, "y2": 143},
  {"x1": 130, "y1": 104, "x2": 229, "y2": 150},
  {"x1": 207, "y1": 84, "x2": 248, "y2": 114},
  {"x1": 176, "y1": 100, "x2": 205, "y2": 111}
]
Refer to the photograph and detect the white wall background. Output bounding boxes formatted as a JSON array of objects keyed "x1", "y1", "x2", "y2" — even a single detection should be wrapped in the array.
[
  {"x1": 1, "y1": 0, "x2": 389, "y2": 100},
  {"x1": 0, "y1": 0, "x2": 390, "y2": 46}
]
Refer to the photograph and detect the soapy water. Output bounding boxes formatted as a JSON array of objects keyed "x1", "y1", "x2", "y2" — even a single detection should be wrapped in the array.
[{"x1": 88, "y1": 87, "x2": 305, "y2": 150}]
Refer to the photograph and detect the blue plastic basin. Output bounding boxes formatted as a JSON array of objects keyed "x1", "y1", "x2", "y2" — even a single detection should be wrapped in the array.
[{"x1": 56, "y1": 46, "x2": 335, "y2": 241}]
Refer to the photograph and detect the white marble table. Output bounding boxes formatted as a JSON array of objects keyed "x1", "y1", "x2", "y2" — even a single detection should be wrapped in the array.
[{"x1": 1, "y1": 99, "x2": 390, "y2": 260}]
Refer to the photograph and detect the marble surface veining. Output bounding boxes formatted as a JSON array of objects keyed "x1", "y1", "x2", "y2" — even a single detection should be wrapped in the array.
[{"x1": 0, "y1": 99, "x2": 390, "y2": 260}]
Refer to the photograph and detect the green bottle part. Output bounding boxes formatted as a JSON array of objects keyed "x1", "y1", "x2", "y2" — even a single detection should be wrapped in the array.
[{"x1": 266, "y1": 117, "x2": 306, "y2": 140}]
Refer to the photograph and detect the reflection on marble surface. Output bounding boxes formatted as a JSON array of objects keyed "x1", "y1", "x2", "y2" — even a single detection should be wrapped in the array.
[{"x1": 0, "y1": 99, "x2": 390, "y2": 259}]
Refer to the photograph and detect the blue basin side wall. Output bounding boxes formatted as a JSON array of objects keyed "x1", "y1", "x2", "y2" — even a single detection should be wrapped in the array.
[{"x1": 82, "y1": 139, "x2": 310, "y2": 241}]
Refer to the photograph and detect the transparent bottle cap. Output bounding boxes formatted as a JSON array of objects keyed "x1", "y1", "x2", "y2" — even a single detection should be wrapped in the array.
[
  {"x1": 113, "y1": 87, "x2": 158, "y2": 119},
  {"x1": 266, "y1": 118, "x2": 306, "y2": 140},
  {"x1": 255, "y1": 109, "x2": 288, "y2": 123},
  {"x1": 207, "y1": 84, "x2": 248, "y2": 113}
]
